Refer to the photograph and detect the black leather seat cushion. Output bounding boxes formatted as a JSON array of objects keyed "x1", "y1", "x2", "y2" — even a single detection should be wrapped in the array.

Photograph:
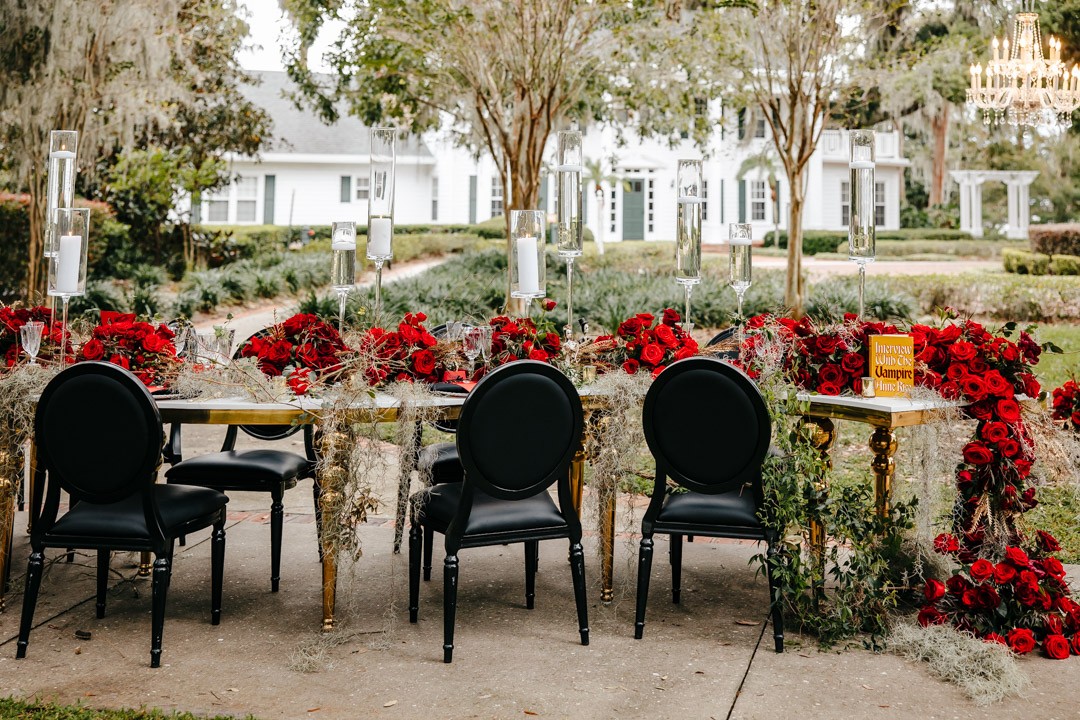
[
  {"x1": 419, "y1": 443, "x2": 465, "y2": 484},
  {"x1": 656, "y1": 488, "x2": 762, "y2": 530},
  {"x1": 51, "y1": 484, "x2": 227, "y2": 539},
  {"x1": 165, "y1": 449, "x2": 311, "y2": 488},
  {"x1": 417, "y1": 483, "x2": 566, "y2": 537}
]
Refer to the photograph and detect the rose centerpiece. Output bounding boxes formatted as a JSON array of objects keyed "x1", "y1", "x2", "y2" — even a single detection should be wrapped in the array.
[
  {"x1": 78, "y1": 311, "x2": 179, "y2": 387},
  {"x1": 0, "y1": 305, "x2": 72, "y2": 367},
  {"x1": 239, "y1": 312, "x2": 349, "y2": 394}
]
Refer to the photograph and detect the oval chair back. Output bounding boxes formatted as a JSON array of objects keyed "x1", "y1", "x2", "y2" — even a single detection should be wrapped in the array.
[
  {"x1": 705, "y1": 326, "x2": 740, "y2": 360},
  {"x1": 642, "y1": 356, "x2": 770, "y2": 500},
  {"x1": 34, "y1": 361, "x2": 165, "y2": 540},
  {"x1": 235, "y1": 328, "x2": 304, "y2": 441},
  {"x1": 456, "y1": 360, "x2": 583, "y2": 502}
]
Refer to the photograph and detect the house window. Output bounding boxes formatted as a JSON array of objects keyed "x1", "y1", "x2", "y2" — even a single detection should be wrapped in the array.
[
  {"x1": 647, "y1": 179, "x2": 654, "y2": 233},
  {"x1": 841, "y1": 180, "x2": 850, "y2": 226},
  {"x1": 751, "y1": 180, "x2": 766, "y2": 221},
  {"x1": 340, "y1": 176, "x2": 352, "y2": 203},
  {"x1": 356, "y1": 176, "x2": 370, "y2": 201},
  {"x1": 754, "y1": 117, "x2": 766, "y2": 139},
  {"x1": 431, "y1": 177, "x2": 439, "y2": 221},
  {"x1": 875, "y1": 181, "x2": 886, "y2": 226},
  {"x1": 490, "y1": 176, "x2": 503, "y2": 217},
  {"x1": 205, "y1": 187, "x2": 229, "y2": 223},
  {"x1": 702, "y1": 180, "x2": 709, "y2": 221},
  {"x1": 235, "y1": 177, "x2": 257, "y2": 222}
]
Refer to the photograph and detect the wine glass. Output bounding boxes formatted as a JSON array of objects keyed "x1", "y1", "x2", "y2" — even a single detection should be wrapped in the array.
[
  {"x1": 478, "y1": 325, "x2": 493, "y2": 364},
  {"x1": 462, "y1": 326, "x2": 483, "y2": 376},
  {"x1": 20, "y1": 321, "x2": 44, "y2": 365}
]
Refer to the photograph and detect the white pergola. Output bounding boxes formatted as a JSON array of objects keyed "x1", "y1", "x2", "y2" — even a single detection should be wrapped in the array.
[{"x1": 949, "y1": 170, "x2": 1039, "y2": 239}]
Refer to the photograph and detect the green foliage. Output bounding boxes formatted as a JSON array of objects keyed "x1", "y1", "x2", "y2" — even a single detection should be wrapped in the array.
[
  {"x1": 873, "y1": 272, "x2": 1080, "y2": 322},
  {"x1": 865, "y1": 239, "x2": 1024, "y2": 259},
  {"x1": 1003, "y1": 248, "x2": 1080, "y2": 276},
  {"x1": 174, "y1": 253, "x2": 329, "y2": 316},
  {"x1": 1028, "y1": 223, "x2": 1080, "y2": 257},
  {"x1": 0, "y1": 696, "x2": 255, "y2": 720},
  {"x1": 0, "y1": 194, "x2": 31, "y2": 301},
  {"x1": 472, "y1": 215, "x2": 595, "y2": 244},
  {"x1": 764, "y1": 228, "x2": 974, "y2": 252}
]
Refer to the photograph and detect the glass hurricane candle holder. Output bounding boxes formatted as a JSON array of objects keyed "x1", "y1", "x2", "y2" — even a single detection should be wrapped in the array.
[
  {"x1": 556, "y1": 130, "x2": 584, "y2": 341},
  {"x1": 331, "y1": 221, "x2": 357, "y2": 332},
  {"x1": 510, "y1": 210, "x2": 546, "y2": 309},
  {"x1": 848, "y1": 129, "x2": 876, "y2": 317},
  {"x1": 46, "y1": 130, "x2": 78, "y2": 261},
  {"x1": 728, "y1": 223, "x2": 753, "y2": 319},
  {"x1": 367, "y1": 127, "x2": 396, "y2": 317},
  {"x1": 48, "y1": 207, "x2": 89, "y2": 366},
  {"x1": 676, "y1": 159, "x2": 703, "y2": 328}
]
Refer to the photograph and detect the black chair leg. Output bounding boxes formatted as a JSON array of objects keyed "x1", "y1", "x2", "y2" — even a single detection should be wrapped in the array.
[
  {"x1": 409, "y1": 521, "x2": 422, "y2": 623},
  {"x1": 178, "y1": 535, "x2": 186, "y2": 547},
  {"x1": 211, "y1": 521, "x2": 226, "y2": 625},
  {"x1": 313, "y1": 478, "x2": 325, "y2": 562},
  {"x1": 96, "y1": 549, "x2": 110, "y2": 618},
  {"x1": 16, "y1": 550, "x2": 45, "y2": 659},
  {"x1": 767, "y1": 542, "x2": 784, "y2": 653},
  {"x1": 150, "y1": 555, "x2": 172, "y2": 668},
  {"x1": 524, "y1": 541, "x2": 538, "y2": 609},
  {"x1": 670, "y1": 533, "x2": 683, "y2": 604},
  {"x1": 443, "y1": 554, "x2": 459, "y2": 663},
  {"x1": 634, "y1": 536, "x2": 654, "y2": 639},
  {"x1": 270, "y1": 488, "x2": 284, "y2": 592},
  {"x1": 569, "y1": 541, "x2": 589, "y2": 646},
  {"x1": 422, "y1": 525, "x2": 434, "y2": 581}
]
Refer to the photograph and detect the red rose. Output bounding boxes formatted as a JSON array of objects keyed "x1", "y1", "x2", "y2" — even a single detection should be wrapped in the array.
[
  {"x1": 412, "y1": 349, "x2": 436, "y2": 376},
  {"x1": 661, "y1": 308, "x2": 681, "y2": 326},
  {"x1": 1044, "y1": 634, "x2": 1070, "y2": 660},
  {"x1": 962, "y1": 442, "x2": 994, "y2": 466},
  {"x1": 266, "y1": 340, "x2": 293, "y2": 365},
  {"x1": 949, "y1": 341, "x2": 977, "y2": 362},
  {"x1": 993, "y1": 563, "x2": 1016, "y2": 585},
  {"x1": 947, "y1": 575, "x2": 972, "y2": 595},
  {"x1": 969, "y1": 559, "x2": 994, "y2": 582},
  {"x1": 917, "y1": 606, "x2": 947, "y2": 627},
  {"x1": 933, "y1": 533, "x2": 960, "y2": 554},
  {"x1": 142, "y1": 333, "x2": 167, "y2": 354},
  {"x1": 923, "y1": 578, "x2": 946, "y2": 602},
  {"x1": 818, "y1": 363, "x2": 844, "y2": 386},
  {"x1": 974, "y1": 585, "x2": 1000, "y2": 610},
  {"x1": 651, "y1": 364, "x2": 667, "y2": 378},
  {"x1": 960, "y1": 376, "x2": 986, "y2": 401},
  {"x1": 983, "y1": 370, "x2": 1012, "y2": 398},
  {"x1": 1036, "y1": 530, "x2": 1061, "y2": 553},
  {"x1": 639, "y1": 342, "x2": 664, "y2": 367},
  {"x1": 622, "y1": 359, "x2": 640, "y2": 374},
  {"x1": 528, "y1": 348, "x2": 550, "y2": 362},
  {"x1": 80, "y1": 338, "x2": 105, "y2": 361},
  {"x1": 817, "y1": 381, "x2": 842, "y2": 396},
  {"x1": 980, "y1": 421, "x2": 1009, "y2": 444},
  {"x1": 1005, "y1": 547, "x2": 1030, "y2": 568},
  {"x1": 618, "y1": 318, "x2": 642, "y2": 337},
  {"x1": 654, "y1": 323, "x2": 678, "y2": 348},
  {"x1": 674, "y1": 346, "x2": 697, "y2": 361},
  {"x1": 1041, "y1": 557, "x2": 1066, "y2": 579},
  {"x1": 1072, "y1": 636, "x2": 1080, "y2": 656},
  {"x1": 815, "y1": 335, "x2": 839, "y2": 355},
  {"x1": 840, "y1": 352, "x2": 865, "y2": 374},
  {"x1": 996, "y1": 398, "x2": 1021, "y2": 423},
  {"x1": 1006, "y1": 628, "x2": 1036, "y2": 654},
  {"x1": 1072, "y1": 410, "x2": 1080, "y2": 427},
  {"x1": 998, "y1": 438, "x2": 1020, "y2": 458},
  {"x1": 542, "y1": 298, "x2": 557, "y2": 311}
]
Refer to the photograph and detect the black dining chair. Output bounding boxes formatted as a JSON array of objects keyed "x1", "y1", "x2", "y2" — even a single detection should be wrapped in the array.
[
  {"x1": 408, "y1": 360, "x2": 589, "y2": 663},
  {"x1": 634, "y1": 356, "x2": 784, "y2": 652},
  {"x1": 17, "y1": 361, "x2": 228, "y2": 668},
  {"x1": 706, "y1": 326, "x2": 740, "y2": 360},
  {"x1": 162, "y1": 329, "x2": 321, "y2": 592}
]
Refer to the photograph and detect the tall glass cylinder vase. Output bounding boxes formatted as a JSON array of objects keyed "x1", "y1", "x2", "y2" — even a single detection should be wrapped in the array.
[
  {"x1": 510, "y1": 210, "x2": 546, "y2": 311},
  {"x1": 728, "y1": 223, "x2": 753, "y2": 320},
  {"x1": 46, "y1": 131, "x2": 79, "y2": 261},
  {"x1": 48, "y1": 208, "x2": 89, "y2": 366},
  {"x1": 675, "y1": 159, "x2": 703, "y2": 330},
  {"x1": 556, "y1": 130, "x2": 583, "y2": 341},
  {"x1": 367, "y1": 127, "x2": 396, "y2": 318},
  {"x1": 331, "y1": 221, "x2": 357, "y2": 333},
  {"x1": 848, "y1": 130, "x2": 876, "y2": 317}
]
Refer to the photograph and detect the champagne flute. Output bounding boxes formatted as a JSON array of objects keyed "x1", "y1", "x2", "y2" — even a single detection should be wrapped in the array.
[
  {"x1": 20, "y1": 322, "x2": 44, "y2": 365},
  {"x1": 728, "y1": 223, "x2": 753, "y2": 319},
  {"x1": 463, "y1": 326, "x2": 483, "y2": 376}
]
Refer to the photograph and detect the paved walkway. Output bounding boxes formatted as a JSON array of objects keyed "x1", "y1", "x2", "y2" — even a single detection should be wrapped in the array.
[{"x1": 2, "y1": 426, "x2": 1078, "y2": 719}]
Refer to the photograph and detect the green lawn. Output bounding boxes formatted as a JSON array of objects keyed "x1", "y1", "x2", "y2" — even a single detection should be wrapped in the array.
[
  {"x1": 1035, "y1": 322, "x2": 1080, "y2": 391},
  {"x1": 0, "y1": 698, "x2": 253, "y2": 720}
]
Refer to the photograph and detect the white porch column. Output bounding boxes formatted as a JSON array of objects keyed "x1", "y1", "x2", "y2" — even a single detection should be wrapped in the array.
[
  {"x1": 970, "y1": 179, "x2": 984, "y2": 238},
  {"x1": 957, "y1": 179, "x2": 972, "y2": 233},
  {"x1": 1017, "y1": 182, "x2": 1031, "y2": 237},
  {"x1": 1005, "y1": 181, "x2": 1022, "y2": 239}
]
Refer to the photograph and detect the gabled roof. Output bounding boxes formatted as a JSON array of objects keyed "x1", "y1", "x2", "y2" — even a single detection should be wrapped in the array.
[{"x1": 241, "y1": 71, "x2": 432, "y2": 159}]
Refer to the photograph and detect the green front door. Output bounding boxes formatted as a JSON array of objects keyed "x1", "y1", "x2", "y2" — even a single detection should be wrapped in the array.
[{"x1": 622, "y1": 179, "x2": 645, "y2": 240}]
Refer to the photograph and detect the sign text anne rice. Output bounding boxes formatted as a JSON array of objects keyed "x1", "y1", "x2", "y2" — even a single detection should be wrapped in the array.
[{"x1": 869, "y1": 334, "x2": 915, "y2": 397}]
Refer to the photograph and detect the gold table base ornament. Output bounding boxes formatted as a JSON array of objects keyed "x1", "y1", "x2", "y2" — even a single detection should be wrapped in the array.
[{"x1": 870, "y1": 426, "x2": 897, "y2": 519}]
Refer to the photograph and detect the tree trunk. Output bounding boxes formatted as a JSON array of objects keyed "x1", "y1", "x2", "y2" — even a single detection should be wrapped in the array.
[
  {"x1": 785, "y1": 178, "x2": 807, "y2": 319},
  {"x1": 27, "y1": 168, "x2": 46, "y2": 301},
  {"x1": 929, "y1": 104, "x2": 949, "y2": 206}
]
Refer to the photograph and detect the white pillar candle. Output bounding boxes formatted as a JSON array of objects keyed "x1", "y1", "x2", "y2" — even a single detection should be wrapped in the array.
[
  {"x1": 849, "y1": 160, "x2": 875, "y2": 170},
  {"x1": 556, "y1": 164, "x2": 583, "y2": 172},
  {"x1": 49, "y1": 150, "x2": 76, "y2": 160},
  {"x1": 368, "y1": 217, "x2": 392, "y2": 256},
  {"x1": 516, "y1": 236, "x2": 540, "y2": 294},
  {"x1": 57, "y1": 234, "x2": 81, "y2": 294},
  {"x1": 331, "y1": 231, "x2": 356, "y2": 250}
]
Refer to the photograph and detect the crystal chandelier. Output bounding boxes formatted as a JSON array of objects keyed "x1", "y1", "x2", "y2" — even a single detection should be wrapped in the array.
[{"x1": 967, "y1": 1, "x2": 1080, "y2": 127}]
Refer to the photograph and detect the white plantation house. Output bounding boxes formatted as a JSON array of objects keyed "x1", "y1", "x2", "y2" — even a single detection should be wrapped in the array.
[{"x1": 196, "y1": 72, "x2": 909, "y2": 243}]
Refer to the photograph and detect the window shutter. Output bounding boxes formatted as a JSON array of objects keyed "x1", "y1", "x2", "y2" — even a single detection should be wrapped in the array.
[
  {"x1": 340, "y1": 176, "x2": 351, "y2": 203},
  {"x1": 738, "y1": 180, "x2": 746, "y2": 223},
  {"x1": 737, "y1": 109, "x2": 746, "y2": 140},
  {"x1": 468, "y1": 175, "x2": 478, "y2": 224},
  {"x1": 263, "y1": 175, "x2": 276, "y2": 225}
]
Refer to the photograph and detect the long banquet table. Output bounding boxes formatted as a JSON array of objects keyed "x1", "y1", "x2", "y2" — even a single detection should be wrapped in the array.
[{"x1": 0, "y1": 389, "x2": 960, "y2": 625}]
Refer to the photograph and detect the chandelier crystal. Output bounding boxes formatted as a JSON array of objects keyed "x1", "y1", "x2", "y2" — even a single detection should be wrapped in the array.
[{"x1": 967, "y1": 2, "x2": 1080, "y2": 127}]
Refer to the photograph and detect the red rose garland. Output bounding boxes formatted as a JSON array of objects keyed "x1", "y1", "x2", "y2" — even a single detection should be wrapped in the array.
[
  {"x1": 239, "y1": 313, "x2": 349, "y2": 392},
  {"x1": 360, "y1": 311, "x2": 442, "y2": 386},
  {"x1": 1051, "y1": 380, "x2": 1080, "y2": 431},
  {"x1": 487, "y1": 314, "x2": 561, "y2": 367},
  {"x1": 0, "y1": 305, "x2": 72, "y2": 367},
  {"x1": 79, "y1": 311, "x2": 179, "y2": 387},
  {"x1": 598, "y1": 308, "x2": 698, "y2": 377}
]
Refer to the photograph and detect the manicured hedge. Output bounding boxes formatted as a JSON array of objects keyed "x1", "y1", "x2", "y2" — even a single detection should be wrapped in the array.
[
  {"x1": 764, "y1": 228, "x2": 974, "y2": 255},
  {"x1": 1028, "y1": 224, "x2": 1080, "y2": 257},
  {"x1": 1002, "y1": 248, "x2": 1080, "y2": 276}
]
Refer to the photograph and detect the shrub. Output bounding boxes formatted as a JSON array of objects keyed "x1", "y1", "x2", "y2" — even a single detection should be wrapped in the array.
[
  {"x1": 1003, "y1": 248, "x2": 1080, "y2": 276},
  {"x1": 769, "y1": 228, "x2": 974, "y2": 255},
  {"x1": 875, "y1": 273, "x2": 1080, "y2": 322},
  {"x1": 473, "y1": 215, "x2": 596, "y2": 244},
  {"x1": 1048, "y1": 254, "x2": 1080, "y2": 275},
  {"x1": 1029, "y1": 223, "x2": 1080, "y2": 256}
]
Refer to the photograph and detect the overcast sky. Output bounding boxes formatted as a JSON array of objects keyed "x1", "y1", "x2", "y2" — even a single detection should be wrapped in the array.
[{"x1": 237, "y1": 0, "x2": 341, "y2": 72}]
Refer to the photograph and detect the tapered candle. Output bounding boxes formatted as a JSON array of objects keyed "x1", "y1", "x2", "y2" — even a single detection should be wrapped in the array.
[{"x1": 56, "y1": 234, "x2": 81, "y2": 294}]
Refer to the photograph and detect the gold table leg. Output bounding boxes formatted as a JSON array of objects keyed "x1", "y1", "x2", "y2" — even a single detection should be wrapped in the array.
[
  {"x1": 798, "y1": 417, "x2": 836, "y2": 560},
  {"x1": 0, "y1": 476, "x2": 14, "y2": 611},
  {"x1": 600, "y1": 487, "x2": 615, "y2": 603},
  {"x1": 138, "y1": 551, "x2": 152, "y2": 577},
  {"x1": 569, "y1": 438, "x2": 585, "y2": 515},
  {"x1": 319, "y1": 489, "x2": 340, "y2": 632},
  {"x1": 870, "y1": 426, "x2": 897, "y2": 519}
]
